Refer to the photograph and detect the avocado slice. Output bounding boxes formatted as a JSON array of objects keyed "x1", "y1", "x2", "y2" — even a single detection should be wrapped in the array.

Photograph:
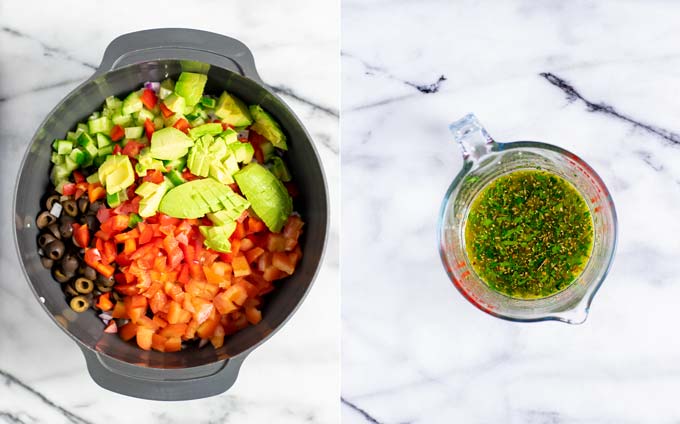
[
  {"x1": 215, "y1": 91, "x2": 252, "y2": 127},
  {"x1": 233, "y1": 163, "x2": 292, "y2": 232},
  {"x1": 163, "y1": 93, "x2": 186, "y2": 114},
  {"x1": 188, "y1": 122, "x2": 223, "y2": 140},
  {"x1": 175, "y1": 72, "x2": 207, "y2": 107},
  {"x1": 159, "y1": 178, "x2": 248, "y2": 219},
  {"x1": 268, "y1": 157, "x2": 292, "y2": 182},
  {"x1": 99, "y1": 155, "x2": 135, "y2": 195},
  {"x1": 249, "y1": 105, "x2": 287, "y2": 150},
  {"x1": 199, "y1": 223, "x2": 236, "y2": 253},
  {"x1": 150, "y1": 127, "x2": 194, "y2": 160},
  {"x1": 135, "y1": 181, "x2": 169, "y2": 218}
]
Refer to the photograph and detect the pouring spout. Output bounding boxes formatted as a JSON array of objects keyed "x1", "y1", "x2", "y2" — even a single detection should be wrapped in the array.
[{"x1": 449, "y1": 114, "x2": 496, "y2": 162}]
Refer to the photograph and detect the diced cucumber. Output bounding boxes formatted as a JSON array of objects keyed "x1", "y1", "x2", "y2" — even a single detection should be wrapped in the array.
[
  {"x1": 69, "y1": 148, "x2": 87, "y2": 166},
  {"x1": 136, "y1": 108, "x2": 155, "y2": 125},
  {"x1": 77, "y1": 123, "x2": 89, "y2": 134},
  {"x1": 124, "y1": 126, "x2": 144, "y2": 139},
  {"x1": 200, "y1": 96, "x2": 216, "y2": 108},
  {"x1": 112, "y1": 112, "x2": 133, "y2": 127},
  {"x1": 53, "y1": 140, "x2": 72, "y2": 155},
  {"x1": 261, "y1": 141, "x2": 275, "y2": 161},
  {"x1": 86, "y1": 172, "x2": 100, "y2": 184},
  {"x1": 50, "y1": 165, "x2": 70, "y2": 183},
  {"x1": 268, "y1": 157, "x2": 292, "y2": 182},
  {"x1": 106, "y1": 96, "x2": 123, "y2": 110},
  {"x1": 94, "y1": 155, "x2": 107, "y2": 167},
  {"x1": 64, "y1": 156, "x2": 79, "y2": 172},
  {"x1": 96, "y1": 133, "x2": 112, "y2": 148},
  {"x1": 89, "y1": 111, "x2": 101, "y2": 120},
  {"x1": 51, "y1": 152, "x2": 65, "y2": 165},
  {"x1": 166, "y1": 169, "x2": 186, "y2": 186},
  {"x1": 98, "y1": 145, "x2": 114, "y2": 157},
  {"x1": 66, "y1": 131, "x2": 78, "y2": 142},
  {"x1": 153, "y1": 117, "x2": 164, "y2": 130},
  {"x1": 189, "y1": 117, "x2": 205, "y2": 127},
  {"x1": 122, "y1": 91, "x2": 143, "y2": 115},
  {"x1": 159, "y1": 78, "x2": 175, "y2": 100},
  {"x1": 88, "y1": 116, "x2": 112, "y2": 134}
]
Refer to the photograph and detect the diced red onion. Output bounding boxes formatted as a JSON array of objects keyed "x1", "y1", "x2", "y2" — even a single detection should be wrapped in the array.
[
  {"x1": 144, "y1": 82, "x2": 160, "y2": 92},
  {"x1": 237, "y1": 130, "x2": 249, "y2": 141},
  {"x1": 104, "y1": 321, "x2": 118, "y2": 334},
  {"x1": 50, "y1": 202, "x2": 62, "y2": 218},
  {"x1": 198, "y1": 338, "x2": 209, "y2": 348},
  {"x1": 99, "y1": 312, "x2": 112, "y2": 321}
]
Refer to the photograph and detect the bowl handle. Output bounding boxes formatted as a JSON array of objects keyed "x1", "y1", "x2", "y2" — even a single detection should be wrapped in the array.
[
  {"x1": 92, "y1": 28, "x2": 262, "y2": 82},
  {"x1": 80, "y1": 347, "x2": 246, "y2": 400}
]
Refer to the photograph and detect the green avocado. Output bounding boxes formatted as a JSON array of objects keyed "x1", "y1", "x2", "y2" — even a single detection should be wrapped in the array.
[
  {"x1": 174, "y1": 72, "x2": 207, "y2": 107},
  {"x1": 215, "y1": 91, "x2": 252, "y2": 127},
  {"x1": 233, "y1": 163, "x2": 292, "y2": 232},
  {"x1": 163, "y1": 93, "x2": 186, "y2": 114},
  {"x1": 150, "y1": 127, "x2": 194, "y2": 160},
  {"x1": 98, "y1": 155, "x2": 135, "y2": 195},
  {"x1": 159, "y1": 178, "x2": 249, "y2": 219},
  {"x1": 249, "y1": 105, "x2": 287, "y2": 150},
  {"x1": 199, "y1": 223, "x2": 236, "y2": 253},
  {"x1": 135, "y1": 181, "x2": 169, "y2": 217},
  {"x1": 188, "y1": 122, "x2": 223, "y2": 140}
]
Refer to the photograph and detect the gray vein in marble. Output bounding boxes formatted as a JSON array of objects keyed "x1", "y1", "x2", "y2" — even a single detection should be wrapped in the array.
[
  {"x1": 0, "y1": 411, "x2": 31, "y2": 424},
  {"x1": 0, "y1": 78, "x2": 85, "y2": 103},
  {"x1": 0, "y1": 369, "x2": 93, "y2": 424},
  {"x1": 1, "y1": 27, "x2": 97, "y2": 70},
  {"x1": 270, "y1": 84, "x2": 339, "y2": 117},
  {"x1": 540, "y1": 72, "x2": 680, "y2": 145},
  {"x1": 341, "y1": 397, "x2": 383, "y2": 424}
]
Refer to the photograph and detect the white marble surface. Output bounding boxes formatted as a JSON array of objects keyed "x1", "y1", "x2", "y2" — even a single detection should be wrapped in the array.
[
  {"x1": 342, "y1": 1, "x2": 680, "y2": 423},
  {"x1": 0, "y1": 0, "x2": 339, "y2": 423}
]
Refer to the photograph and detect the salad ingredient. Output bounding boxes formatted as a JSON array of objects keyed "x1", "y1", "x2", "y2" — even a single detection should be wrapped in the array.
[
  {"x1": 98, "y1": 155, "x2": 135, "y2": 194},
  {"x1": 234, "y1": 163, "x2": 292, "y2": 232},
  {"x1": 215, "y1": 91, "x2": 253, "y2": 126},
  {"x1": 70, "y1": 295, "x2": 90, "y2": 313},
  {"x1": 158, "y1": 178, "x2": 249, "y2": 220},
  {"x1": 465, "y1": 170, "x2": 593, "y2": 299},
  {"x1": 249, "y1": 105, "x2": 287, "y2": 150},
  {"x1": 136, "y1": 181, "x2": 170, "y2": 218},
  {"x1": 174, "y1": 72, "x2": 208, "y2": 107},
  {"x1": 149, "y1": 127, "x2": 194, "y2": 160}
]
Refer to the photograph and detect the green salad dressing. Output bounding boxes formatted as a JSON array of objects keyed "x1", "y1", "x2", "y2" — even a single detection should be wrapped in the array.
[{"x1": 464, "y1": 169, "x2": 594, "y2": 299}]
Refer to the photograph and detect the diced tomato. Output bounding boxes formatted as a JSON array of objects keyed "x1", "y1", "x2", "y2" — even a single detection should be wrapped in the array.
[
  {"x1": 247, "y1": 217, "x2": 266, "y2": 234},
  {"x1": 140, "y1": 88, "x2": 157, "y2": 110},
  {"x1": 239, "y1": 238, "x2": 254, "y2": 252},
  {"x1": 165, "y1": 337, "x2": 182, "y2": 352},
  {"x1": 232, "y1": 255, "x2": 251, "y2": 277},
  {"x1": 138, "y1": 222, "x2": 154, "y2": 244},
  {"x1": 213, "y1": 292, "x2": 238, "y2": 315},
  {"x1": 72, "y1": 223, "x2": 90, "y2": 248},
  {"x1": 96, "y1": 293, "x2": 113, "y2": 311},
  {"x1": 173, "y1": 118, "x2": 190, "y2": 134},
  {"x1": 167, "y1": 301, "x2": 191, "y2": 324},
  {"x1": 72, "y1": 170, "x2": 85, "y2": 183},
  {"x1": 233, "y1": 221, "x2": 247, "y2": 240},
  {"x1": 263, "y1": 266, "x2": 285, "y2": 282},
  {"x1": 88, "y1": 183, "x2": 106, "y2": 203},
  {"x1": 144, "y1": 118, "x2": 155, "y2": 139},
  {"x1": 113, "y1": 144, "x2": 122, "y2": 155},
  {"x1": 143, "y1": 169, "x2": 164, "y2": 184},
  {"x1": 272, "y1": 252, "x2": 295, "y2": 274},
  {"x1": 118, "y1": 322, "x2": 138, "y2": 341},
  {"x1": 149, "y1": 290, "x2": 168, "y2": 314},
  {"x1": 84, "y1": 248, "x2": 115, "y2": 278},
  {"x1": 182, "y1": 168, "x2": 198, "y2": 181},
  {"x1": 111, "y1": 301, "x2": 127, "y2": 319},
  {"x1": 115, "y1": 283, "x2": 139, "y2": 296},
  {"x1": 210, "y1": 324, "x2": 225, "y2": 349},
  {"x1": 160, "y1": 323, "x2": 188, "y2": 338},
  {"x1": 136, "y1": 326, "x2": 154, "y2": 351},
  {"x1": 159, "y1": 214, "x2": 180, "y2": 226},
  {"x1": 110, "y1": 125, "x2": 125, "y2": 141},
  {"x1": 96, "y1": 207, "x2": 112, "y2": 224},
  {"x1": 159, "y1": 102, "x2": 174, "y2": 118},
  {"x1": 224, "y1": 284, "x2": 248, "y2": 306},
  {"x1": 62, "y1": 183, "x2": 76, "y2": 196},
  {"x1": 266, "y1": 233, "x2": 287, "y2": 252},
  {"x1": 245, "y1": 247, "x2": 265, "y2": 263},
  {"x1": 196, "y1": 313, "x2": 220, "y2": 339},
  {"x1": 122, "y1": 140, "x2": 145, "y2": 158},
  {"x1": 245, "y1": 307, "x2": 262, "y2": 325}
]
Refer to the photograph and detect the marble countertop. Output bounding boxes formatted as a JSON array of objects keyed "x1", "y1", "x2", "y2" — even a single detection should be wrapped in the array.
[
  {"x1": 0, "y1": 0, "x2": 339, "y2": 423},
  {"x1": 342, "y1": 1, "x2": 680, "y2": 423}
]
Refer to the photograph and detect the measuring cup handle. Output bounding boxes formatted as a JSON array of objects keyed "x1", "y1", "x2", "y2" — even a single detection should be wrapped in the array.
[{"x1": 449, "y1": 114, "x2": 497, "y2": 162}]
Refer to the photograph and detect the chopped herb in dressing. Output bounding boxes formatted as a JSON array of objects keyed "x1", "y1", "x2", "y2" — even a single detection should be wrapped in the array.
[{"x1": 464, "y1": 169, "x2": 593, "y2": 299}]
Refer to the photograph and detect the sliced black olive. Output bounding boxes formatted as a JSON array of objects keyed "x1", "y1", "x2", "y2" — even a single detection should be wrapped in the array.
[
  {"x1": 36, "y1": 211, "x2": 57, "y2": 229},
  {"x1": 74, "y1": 277, "x2": 94, "y2": 294},
  {"x1": 69, "y1": 295, "x2": 90, "y2": 313},
  {"x1": 46, "y1": 223, "x2": 61, "y2": 239},
  {"x1": 64, "y1": 282, "x2": 78, "y2": 296},
  {"x1": 59, "y1": 217, "x2": 75, "y2": 238},
  {"x1": 95, "y1": 282, "x2": 113, "y2": 293},
  {"x1": 61, "y1": 253, "x2": 79, "y2": 274},
  {"x1": 81, "y1": 266, "x2": 97, "y2": 280},
  {"x1": 97, "y1": 273, "x2": 115, "y2": 288},
  {"x1": 78, "y1": 197, "x2": 89, "y2": 214},
  {"x1": 38, "y1": 232, "x2": 57, "y2": 249},
  {"x1": 82, "y1": 214, "x2": 98, "y2": 231},
  {"x1": 45, "y1": 195, "x2": 60, "y2": 211},
  {"x1": 40, "y1": 257, "x2": 54, "y2": 269},
  {"x1": 62, "y1": 199, "x2": 78, "y2": 217},
  {"x1": 53, "y1": 267, "x2": 72, "y2": 283},
  {"x1": 89, "y1": 200, "x2": 104, "y2": 213},
  {"x1": 45, "y1": 240, "x2": 65, "y2": 260}
]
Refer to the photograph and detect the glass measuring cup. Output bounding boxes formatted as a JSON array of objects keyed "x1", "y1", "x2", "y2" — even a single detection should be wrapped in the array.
[{"x1": 438, "y1": 114, "x2": 617, "y2": 324}]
